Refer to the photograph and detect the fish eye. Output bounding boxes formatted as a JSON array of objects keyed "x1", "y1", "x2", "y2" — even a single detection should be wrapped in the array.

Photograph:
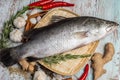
[{"x1": 110, "y1": 24, "x2": 114, "y2": 26}]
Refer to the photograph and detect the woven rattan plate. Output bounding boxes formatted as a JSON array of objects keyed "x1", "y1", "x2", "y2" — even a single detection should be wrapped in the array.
[{"x1": 34, "y1": 8, "x2": 99, "y2": 75}]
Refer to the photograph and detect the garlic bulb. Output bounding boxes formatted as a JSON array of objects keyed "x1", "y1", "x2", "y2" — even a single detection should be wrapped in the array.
[
  {"x1": 14, "y1": 17, "x2": 26, "y2": 28},
  {"x1": 10, "y1": 29, "x2": 23, "y2": 42},
  {"x1": 33, "y1": 70, "x2": 47, "y2": 80}
]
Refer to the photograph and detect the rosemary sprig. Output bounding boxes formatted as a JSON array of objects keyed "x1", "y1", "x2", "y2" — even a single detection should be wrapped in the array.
[
  {"x1": 42, "y1": 54, "x2": 91, "y2": 65},
  {"x1": 0, "y1": 22, "x2": 12, "y2": 48},
  {"x1": 14, "y1": 6, "x2": 28, "y2": 19},
  {"x1": 0, "y1": 6, "x2": 28, "y2": 49}
]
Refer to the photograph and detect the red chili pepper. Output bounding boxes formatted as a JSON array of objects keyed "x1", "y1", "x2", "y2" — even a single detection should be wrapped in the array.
[
  {"x1": 41, "y1": 1, "x2": 74, "y2": 10},
  {"x1": 28, "y1": 0, "x2": 54, "y2": 7},
  {"x1": 78, "y1": 64, "x2": 89, "y2": 80}
]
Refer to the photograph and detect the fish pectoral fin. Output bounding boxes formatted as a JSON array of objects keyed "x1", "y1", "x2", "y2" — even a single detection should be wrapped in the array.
[
  {"x1": 74, "y1": 31, "x2": 88, "y2": 38},
  {"x1": 50, "y1": 15, "x2": 66, "y2": 23},
  {"x1": 23, "y1": 28, "x2": 40, "y2": 42}
]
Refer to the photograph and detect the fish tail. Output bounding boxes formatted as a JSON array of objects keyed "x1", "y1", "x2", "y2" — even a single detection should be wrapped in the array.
[{"x1": 0, "y1": 48, "x2": 18, "y2": 66}]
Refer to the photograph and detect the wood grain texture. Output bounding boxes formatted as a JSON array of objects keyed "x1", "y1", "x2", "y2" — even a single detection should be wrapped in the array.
[
  {"x1": 34, "y1": 8, "x2": 99, "y2": 75},
  {"x1": 0, "y1": 0, "x2": 120, "y2": 80}
]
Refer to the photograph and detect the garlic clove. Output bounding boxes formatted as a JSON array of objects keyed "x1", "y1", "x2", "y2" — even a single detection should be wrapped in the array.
[
  {"x1": 29, "y1": 9, "x2": 42, "y2": 15},
  {"x1": 21, "y1": 14, "x2": 28, "y2": 20},
  {"x1": 36, "y1": 16, "x2": 41, "y2": 22},
  {"x1": 33, "y1": 70, "x2": 47, "y2": 80},
  {"x1": 30, "y1": 18, "x2": 37, "y2": 24},
  {"x1": 21, "y1": 10, "x2": 29, "y2": 20}
]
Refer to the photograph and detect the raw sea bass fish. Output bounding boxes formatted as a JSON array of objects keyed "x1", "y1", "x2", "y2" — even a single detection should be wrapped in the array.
[{"x1": 0, "y1": 16, "x2": 118, "y2": 66}]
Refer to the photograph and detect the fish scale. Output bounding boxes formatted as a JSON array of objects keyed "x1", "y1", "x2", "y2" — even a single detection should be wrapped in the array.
[{"x1": 0, "y1": 16, "x2": 118, "y2": 66}]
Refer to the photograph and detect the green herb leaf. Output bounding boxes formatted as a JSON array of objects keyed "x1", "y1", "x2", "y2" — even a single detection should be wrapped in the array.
[
  {"x1": 14, "y1": 6, "x2": 29, "y2": 19},
  {"x1": 42, "y1": 54, "x2": 91, "y2": 65},
  {"x1": 0, "y1": 6, "x2": 28, "y2": 49}
]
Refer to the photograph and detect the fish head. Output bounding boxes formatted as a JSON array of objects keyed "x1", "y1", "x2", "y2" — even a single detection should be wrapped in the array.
[
  {"x1": 104, "y1": 21, "x2": 119, "y2": 34},
  {"x1": 86, "y1": 20, "x2": 119, "y2": 40}
]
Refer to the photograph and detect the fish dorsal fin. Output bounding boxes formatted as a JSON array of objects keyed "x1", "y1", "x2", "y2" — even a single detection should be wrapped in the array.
[
  {"x1": 74, "y1": 31, "x2": 88, "y2": 39},
  {"x1": 50, "y1": 16, "x2": 66, "y2": 23}
]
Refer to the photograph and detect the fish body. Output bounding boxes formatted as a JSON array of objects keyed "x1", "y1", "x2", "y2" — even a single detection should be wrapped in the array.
[{"x1": 0, "y1": 16, "x2": 118, "y2": 66}]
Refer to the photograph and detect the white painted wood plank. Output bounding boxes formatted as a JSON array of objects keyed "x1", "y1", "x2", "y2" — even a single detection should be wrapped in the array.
[{"x1": 0, "y1": 0, "x2": 120, "y2": 80}]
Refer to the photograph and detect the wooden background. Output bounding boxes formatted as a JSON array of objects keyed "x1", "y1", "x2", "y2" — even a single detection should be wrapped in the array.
[{"x1": 0, "y1": 0, "x2": 120, "y2": 80}]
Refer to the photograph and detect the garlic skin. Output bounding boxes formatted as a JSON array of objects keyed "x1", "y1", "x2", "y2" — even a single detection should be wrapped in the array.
[
  {"x1": 29, "y1": 9, "x2": 42, "y2": 15},
  {"x1": 21, "y1": 10, "x2": 29, "y2": 20},
  {"x1": 22, "y1": 14, "x2": 28, "y2": 20},
  {"x1": 33, "y1": 70, "x2": 47, "y2": 80},
  {"x1": 30, "y1": 18, "x2": 37, "y2": 24},
  {"x1": 36, "y1": 16, "x2": 41, "y2": 22},
  {"x1": 10, "y1": 29, "x2": 23, "y2": 42},
  {"x1": 14, "y1": 17, "x2": 26, "y2": 28}
]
